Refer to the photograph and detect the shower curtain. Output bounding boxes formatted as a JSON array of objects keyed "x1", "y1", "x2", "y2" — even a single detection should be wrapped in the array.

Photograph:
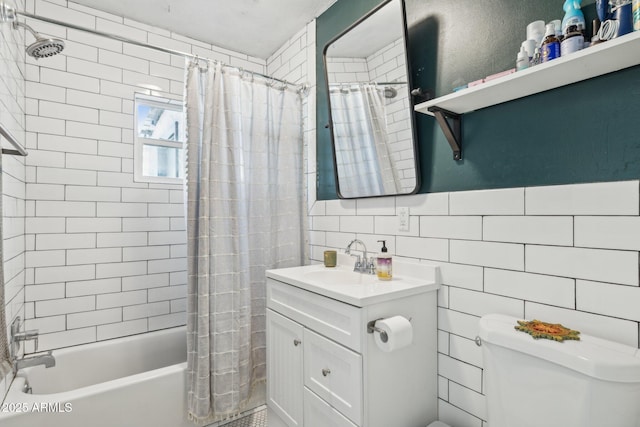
[
  {"x1": 0, "y1": 153, "x2": 10, "y2": 383},
  {"x1": 185, "y1": 61, "x2": 306, "y2": 424},
  {"x1": 329, "y1": 84, "x2": 400, "y2": 197}
]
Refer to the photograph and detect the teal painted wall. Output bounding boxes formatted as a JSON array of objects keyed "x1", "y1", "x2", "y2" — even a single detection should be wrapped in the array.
[{"x1": 317, "y1": 0, "x2": 640, "y2": 199}]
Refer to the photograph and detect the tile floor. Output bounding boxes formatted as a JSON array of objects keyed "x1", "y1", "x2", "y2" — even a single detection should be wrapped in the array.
[{"x1": 221, "y1": 408, "x2": 267, "y2": 427}]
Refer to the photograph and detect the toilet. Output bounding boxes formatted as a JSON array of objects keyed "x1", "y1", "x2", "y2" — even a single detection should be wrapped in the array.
[{"x1": 428, "y1": 313, "x2": 640, "y2": 427}]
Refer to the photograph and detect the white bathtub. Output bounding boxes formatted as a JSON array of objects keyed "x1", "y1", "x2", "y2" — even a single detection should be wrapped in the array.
[{"x1": 0, "y1": 326, "x2": 191, "y2": 427}]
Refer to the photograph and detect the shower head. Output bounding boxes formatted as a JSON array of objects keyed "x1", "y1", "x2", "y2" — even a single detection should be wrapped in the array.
[
  {"x1": 383, "y1": 87, "x2": 397, "y2": 99},
  {"x1": 0, "y1": 1, "x2": 65, "y2": 59},
  {"x1": 24, "y1": 32, "x2": 65, "y2": 59}
]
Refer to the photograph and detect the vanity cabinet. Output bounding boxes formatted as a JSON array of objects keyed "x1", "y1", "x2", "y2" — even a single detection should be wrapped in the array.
[
  {"x1": 266, "y1": 260, "x2": 440, "y2": 427},
  {"x1": 267, "y1": 309, "x2": 304, "y2": 426}
]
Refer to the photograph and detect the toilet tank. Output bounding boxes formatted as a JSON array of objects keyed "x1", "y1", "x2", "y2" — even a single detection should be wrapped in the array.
[{"x1": 479, "y1": 314, "x2": 640, "y2": 427}]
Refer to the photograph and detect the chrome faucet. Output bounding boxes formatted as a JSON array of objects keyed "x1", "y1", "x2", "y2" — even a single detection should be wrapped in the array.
[
  {"x1": 10, "y1": 316, "x2": 55, "y2": 371},
  {"x1": 14, "y1": 351, "x2": 55, "y2": 370},
  {"x1": 345, "y1": 239, "x2": 375, "y2": 274},
  {"x1": 11, "y1": 316, "x2": 38, "y2": 353}
]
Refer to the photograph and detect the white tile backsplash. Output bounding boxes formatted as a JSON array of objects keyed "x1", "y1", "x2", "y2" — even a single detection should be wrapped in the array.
[
  {"x1": 450, "y1": 188, "x2": 524, "y2": 215},
  {"x1": 448, "y1": 382, "x2": 486, "y2": 422},
  {"x1": 484, "y1": 269, "x2": 575, "y2": 308},
  {"x1": 576, "y1": 280, "x2": 640, "y2": 322},
  {"x1": 396, "y1": 236, "x2": 448, "y2": 261},
  {"x1": 525, "y1": 181, "x2": 640, "y2": 215},
  {"x1": 309, "y1": 177, "x2": 640, "y2": 425},
  {"x1": 483, "y1": 216, "x2": 573, "y2": 245},
  {"x1": 575, "y1": 216, "x2": 640, "y2": 250},
  {"x1": 450, "y1": 240, "x2": 524, "y2": 270},
  {"x1": 449, "y1": 287, "x2": 524, "y2": 318},
  {"x1": 420, "y1": 216, "x2": 482, "y2": 240},
  {"x1": 437, "y1": 262, "x2": 484, "y2": 291},
  {"x1": 438, "y1": 354, "x2": 482, "y2": 393},
  {"x1": 526, "y1": 245, "x2": 638, "y2": 286}
]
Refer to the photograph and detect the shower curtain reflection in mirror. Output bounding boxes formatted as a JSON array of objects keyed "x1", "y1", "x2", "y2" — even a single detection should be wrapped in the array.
[
  {"x1": 330, "y1": 83, "x2": 401, "y2": 198},
  {"x1": 185, "y1": 60, "x2": 307, "y2": 424}
]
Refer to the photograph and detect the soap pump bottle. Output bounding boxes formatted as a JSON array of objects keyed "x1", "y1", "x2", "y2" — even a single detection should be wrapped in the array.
[{"x1": 376, "y1": 240, "x2": 392, "y2": 281}]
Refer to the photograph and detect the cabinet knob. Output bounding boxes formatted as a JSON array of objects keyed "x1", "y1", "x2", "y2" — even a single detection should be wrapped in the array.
[
  {"x1": 293, "y1": 339, "x2": 301, "y2": 346},
  {"x1": 322, "y1": 368, "x2": 331, "y2": 377}
]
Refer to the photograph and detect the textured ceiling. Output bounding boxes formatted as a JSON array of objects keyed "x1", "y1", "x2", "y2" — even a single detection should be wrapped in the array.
[{"x1": 69, "y1": 0, "x2": 338, "y2": 59}]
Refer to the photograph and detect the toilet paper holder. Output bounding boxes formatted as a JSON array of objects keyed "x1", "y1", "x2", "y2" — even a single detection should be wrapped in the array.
[{"x1": 367, "y1": 317, "x2": 412, "y2": 343}]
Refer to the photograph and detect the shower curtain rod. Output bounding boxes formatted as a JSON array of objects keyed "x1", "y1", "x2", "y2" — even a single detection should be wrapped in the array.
[
  {"x1": 329, "y1": 82, "x2": 408, "y2": 86},
  {"x1": 17, "y1": 9, "x2": 303, "y2": 90}
]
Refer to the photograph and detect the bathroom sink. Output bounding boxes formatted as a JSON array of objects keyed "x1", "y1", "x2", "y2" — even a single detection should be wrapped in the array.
[
  {"x1": 266, "y1": 253, "x2": 440, "y2": 307},
  {"x1": 303, "y1": 268, "x2": 379, "y2": 285}
]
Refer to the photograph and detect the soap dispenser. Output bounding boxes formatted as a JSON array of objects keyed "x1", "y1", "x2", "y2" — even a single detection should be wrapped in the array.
[{"x1": 376, "y1": 240, "x2": 392, "y2": 281}]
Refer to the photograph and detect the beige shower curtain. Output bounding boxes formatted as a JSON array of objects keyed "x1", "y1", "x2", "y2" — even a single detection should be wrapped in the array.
[
  {"x1": 0, "y1": 152, "x2": 11, "y2": 382},
  {"x1": 185, "y1": 60, "x2": 306, "y2": 424}
]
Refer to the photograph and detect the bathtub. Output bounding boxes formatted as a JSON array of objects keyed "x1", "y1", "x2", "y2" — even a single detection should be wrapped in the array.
[{"x1": 0, "y1": 326, "x2": 191, "y2": 427}]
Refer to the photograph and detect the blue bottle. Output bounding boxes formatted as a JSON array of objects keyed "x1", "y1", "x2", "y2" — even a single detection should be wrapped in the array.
[
  {"x1": 541, "y1": 24, "x2": 561, "y2": 62},
  {"x1": 562, "y1": 0, "x2": 586, "y2": 34}
]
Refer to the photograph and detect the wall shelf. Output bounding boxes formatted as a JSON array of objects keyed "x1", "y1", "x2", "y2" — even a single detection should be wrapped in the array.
[{"x1": 414, "y1": 31, "x2": 640, "y2": 160}]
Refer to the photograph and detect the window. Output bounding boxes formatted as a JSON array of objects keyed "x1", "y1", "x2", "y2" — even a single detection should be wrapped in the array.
[{"x1": 134, "y1": 94, "x2": 185, "y2": 183}]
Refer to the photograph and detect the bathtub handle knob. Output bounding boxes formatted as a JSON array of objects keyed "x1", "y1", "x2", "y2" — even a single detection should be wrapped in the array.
[{"x1": 293, "y1": 339, "x2": 301, "y2": 346}]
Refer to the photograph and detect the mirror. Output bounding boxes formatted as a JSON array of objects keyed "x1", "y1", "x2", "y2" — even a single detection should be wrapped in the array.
[{"x1": 323, "y1": 0, "x2": 419, "y2": 199}]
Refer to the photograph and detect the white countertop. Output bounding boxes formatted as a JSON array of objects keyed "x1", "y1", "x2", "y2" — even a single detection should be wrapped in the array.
[{"x1": 266, "y1": 254, "x2": 440, "y2": 307}]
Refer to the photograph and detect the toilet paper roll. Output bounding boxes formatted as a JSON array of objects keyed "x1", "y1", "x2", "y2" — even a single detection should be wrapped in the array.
[{"x1": 374, "y1": 316, "x2": 413, "y2": 352}]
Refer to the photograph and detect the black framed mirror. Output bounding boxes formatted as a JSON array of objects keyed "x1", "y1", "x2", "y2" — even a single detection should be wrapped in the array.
[{"x1": 323, "y1": 0, "x2": 419, "y2": 199}]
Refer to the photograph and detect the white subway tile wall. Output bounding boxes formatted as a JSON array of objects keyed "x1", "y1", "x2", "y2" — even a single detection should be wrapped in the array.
[
  {"x1": 310, "y1": 180, "x2": 640, "y2": 427},
  {"x1": 0, "y1": 0, "x2": 27, "y2": 397},
  {"x1": 21, "y1": 0, "x2": 268, "y2": 352}
]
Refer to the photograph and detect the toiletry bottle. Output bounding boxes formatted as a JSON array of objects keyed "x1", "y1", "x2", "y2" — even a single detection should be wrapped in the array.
[
  {"x1": 541, "y1": 23, "x2": 561, "y2": 62},
  {"x1": 516, "y1": 45, "x2": 529, "y2": 71},
  {"x1": 532, "y1": 47, "x2": 542, "y2": 66},
  {"x1": 561, "y1": 24, "x2": 584, "y2": 56},
  {"x1": 376, "y1": 240, "x2": 392, "y2": 281},
  {"x1": 562, "y1": 0, "x2": 586, "y2": 35}
]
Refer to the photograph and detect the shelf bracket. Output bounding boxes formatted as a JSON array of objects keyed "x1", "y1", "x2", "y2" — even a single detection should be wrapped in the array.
[{"x1": 428, "y1": 106, "x2": 462, "y2": 161}]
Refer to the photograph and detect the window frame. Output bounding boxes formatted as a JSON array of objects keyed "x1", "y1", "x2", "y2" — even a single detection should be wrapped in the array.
[{"x1": 133, "y1": 93, "x2": 186, "y2": 184}]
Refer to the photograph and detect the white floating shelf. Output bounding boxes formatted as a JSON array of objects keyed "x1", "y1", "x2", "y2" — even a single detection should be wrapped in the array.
[{"x1": 415, "y1": 31, "x2": 640, "y2": 117}]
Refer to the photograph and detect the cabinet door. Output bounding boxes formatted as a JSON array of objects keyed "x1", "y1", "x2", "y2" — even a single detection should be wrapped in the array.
[
  {"x1": 267, "y1": 309, "x2": 304, "y2": 427},
  {"x1": 304, "y1": 387, "x2": 358, "y2": 427},
  {"x1": 303, "y1": 329, "x2": 363, "y2": 425}
]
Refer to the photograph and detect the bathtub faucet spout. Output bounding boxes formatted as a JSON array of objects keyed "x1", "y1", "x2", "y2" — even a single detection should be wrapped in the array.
[{"x1": 14, "y1": 351, "x2": 56, "y2": 371}]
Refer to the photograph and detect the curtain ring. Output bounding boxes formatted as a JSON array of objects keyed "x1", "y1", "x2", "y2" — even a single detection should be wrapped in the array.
[{"x1": 202, "y1": 59, "x2": 210, "y2": 72}]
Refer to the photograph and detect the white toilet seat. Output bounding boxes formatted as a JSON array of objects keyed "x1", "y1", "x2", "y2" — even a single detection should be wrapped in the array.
[{"x1": 427, "y1": 421, "x2": 451, "y2": 427}]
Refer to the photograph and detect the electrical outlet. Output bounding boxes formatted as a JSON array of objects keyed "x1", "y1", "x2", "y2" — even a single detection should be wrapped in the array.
[{"x1": 398, "y1": 206, "x2": 410, "y2": 232}]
